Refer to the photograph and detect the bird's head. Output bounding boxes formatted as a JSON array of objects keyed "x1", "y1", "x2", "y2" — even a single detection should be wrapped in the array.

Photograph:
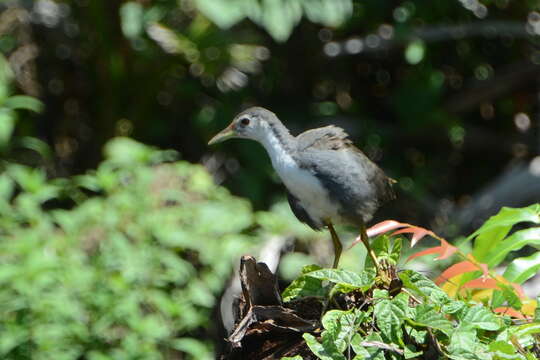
[{"x1": 208, "y1": 107, "x2": 278, "y2": 145}]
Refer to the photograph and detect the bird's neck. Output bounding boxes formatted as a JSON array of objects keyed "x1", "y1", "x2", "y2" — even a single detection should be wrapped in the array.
[{"x1": 258, "y1": 121, "x2": 297, "y2": 170}]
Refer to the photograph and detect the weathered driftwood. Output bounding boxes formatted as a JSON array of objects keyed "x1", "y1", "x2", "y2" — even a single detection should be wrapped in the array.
[{"x1": 221, "y1": 256, "x2": 321, "y2": 360}]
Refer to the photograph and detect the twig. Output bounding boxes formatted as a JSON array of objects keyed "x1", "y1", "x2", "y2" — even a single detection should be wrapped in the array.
[
  {"x1": 360, "y1": 341, "x2": 404, "y2": 355},
  {"x1": 427, "y1": 328, "x2": 444, "y2": 357}
]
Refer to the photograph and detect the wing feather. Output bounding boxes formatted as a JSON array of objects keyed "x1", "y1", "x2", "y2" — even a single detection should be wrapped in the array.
[{"x1": 296, "y1": 126, "x2": 351, "y2": 151}]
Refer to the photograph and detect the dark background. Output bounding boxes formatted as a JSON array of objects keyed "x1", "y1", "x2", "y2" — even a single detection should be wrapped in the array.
[
  {"x1": 3, "y1": 0, "x2": 540, "y2": 240},
  {"x1": 2, "y1": 1, "x2": 540, "y2": 358}
]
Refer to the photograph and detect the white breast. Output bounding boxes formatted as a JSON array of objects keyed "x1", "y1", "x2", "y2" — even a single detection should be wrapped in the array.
[{"x1": 260, "y1": 129, "x2": 341, "y2": 227}]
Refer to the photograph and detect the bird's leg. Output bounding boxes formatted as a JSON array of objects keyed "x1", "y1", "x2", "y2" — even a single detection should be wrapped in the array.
[
  {"x1": 326, "y1": 222, "x2": 342, "y2": 268},
  {"x1": 359, "y1": 222, "x2": 380, "y2": 272}
]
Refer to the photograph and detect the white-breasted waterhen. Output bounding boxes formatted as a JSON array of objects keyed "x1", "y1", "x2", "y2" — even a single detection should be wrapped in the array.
[{"x1": 208, "y1": 107, "x2": 395, "y2": 269}]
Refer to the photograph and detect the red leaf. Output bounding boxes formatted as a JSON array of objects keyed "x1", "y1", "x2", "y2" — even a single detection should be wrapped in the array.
[
  {"x1": 462, "y1": 278, "x2": 499, "y2": 290},
  {"x1": 406, "y1": 239, "x2": 458, "y2": 263},
  {"x1": 511, "y1": 284, "x2": 526, "y2": 299},
  {"x1": 437, "y1": 240, "x2": 459, "y2": 260},
  {"x1": 392, "y1": 226, "x2": 434, "y2": 247},
  {"x1": 493, "y1": 307, "x2": 527, "y2": 319},
  {"x1": 350, "y1": 220, "x2": 407, "y2": 249},
  {"x1": 406, "y1": 246, "x2": 443, "y2": 262},
  {"x1": 366, "y1": 220, "x2": 406, "y2": 238},
  {"x1": 435, "y1": 261, "x2": 488, "y2": 285},
  {"x1": 463, "y1": 278, "x2": 526, "y2": 300}
]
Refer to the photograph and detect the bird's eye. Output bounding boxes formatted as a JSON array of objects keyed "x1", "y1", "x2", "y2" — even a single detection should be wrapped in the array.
[{"x1": 240, "y1": 117, "x2": 250, "y2": 126}]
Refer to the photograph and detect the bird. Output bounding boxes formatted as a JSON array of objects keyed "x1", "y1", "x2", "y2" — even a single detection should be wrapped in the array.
[{"x1": 208, "y1": 107, "x2": 395, "y2": 269}]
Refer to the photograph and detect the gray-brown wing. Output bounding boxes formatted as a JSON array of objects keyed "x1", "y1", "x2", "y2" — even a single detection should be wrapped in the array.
[
  {"x1": 296, "y1": 126, "x2": 352, "y2": 151},
  {"x1": 295, "y1": 126, "x2": 395, "y2": 222}
]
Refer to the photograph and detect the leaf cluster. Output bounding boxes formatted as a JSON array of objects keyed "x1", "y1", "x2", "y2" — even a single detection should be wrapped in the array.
[
  {"x1": 0, "y1": 137, "x2": 264, "y2": 359},
  {"x1": 280, "y1": 211, "x2": 540, "y2": 360}
]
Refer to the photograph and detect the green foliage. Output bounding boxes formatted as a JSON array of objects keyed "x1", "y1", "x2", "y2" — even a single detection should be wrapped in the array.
[
  {"x1": 0, "y1": 55, "x2": 43, "y2": 153},
  {"x1": 0, "y1": 137, "x2": 265, "y2": 359},
  {"x1": 467, "y1": 204, "x2": 540, "y2": 267},
  {"x1": 284, "y1": 268, "x2": 539, "y2": 359},
  {"x1": 280, "y1": 207, "x2": 540, "y2": 360},
  {"x1": 2, "y1": 0, "x2": 535, "y2": 216},
  {"x1": 194, "y1": 0, "x2": 352, "y2": 41},
  {"x1": 373, "y1": 290, "x2": 408, "y2": 344}
]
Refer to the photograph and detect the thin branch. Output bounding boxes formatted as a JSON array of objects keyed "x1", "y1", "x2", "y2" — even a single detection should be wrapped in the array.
[
  {"x1": 338, "y1": 21, "x2": 531, "y2": 55},
  {"x1": 360, "y1": 341, "x2": 404, "y2": 355}
]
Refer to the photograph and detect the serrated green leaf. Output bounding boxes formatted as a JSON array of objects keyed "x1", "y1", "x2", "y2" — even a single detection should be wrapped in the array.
[
  {"x1": 374, "y1": 292, "x2": 408, "y2": 343},
  {"x1": 321, "y1": 309, "x2": 365, "y2": 353},
  {"x1": 373, "y1": 288, "x2": 388, "y2": 299},
  {"x1": 303, "y1": 333, "x2": 346, "y2": 360},
  {"x1": 281, "y1": 356, "x2": 303, "y2": 360},
  {"x1": 443, "y1": 300, "x2": 466, "y2": 314},
  {"x1": 302, "y1": 264, "x2": 323, "y2": 274},
  {"x1": 413, "y1": 304, "x2": 453, "y2": 335},
  {"x1": 448, "y1": 326, "x2": 490, "y2": 360},
  {"x1": 460, "y1": 305, "x2": 501, "y2": 331},
  {"x1": 306, "y1": 269, "x2": 375, "y2": 291},
  {"x1": 282, "y1": 273, "x2": 326, "y2": 302},
  {"x1": 399, "y1": 269, "x2": 447, "y2": 300}
]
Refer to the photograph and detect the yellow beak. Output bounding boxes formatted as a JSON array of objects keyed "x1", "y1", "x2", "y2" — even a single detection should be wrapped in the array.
[{"x1": 208, "y1": 124, "x2": 236, "y2": 145}]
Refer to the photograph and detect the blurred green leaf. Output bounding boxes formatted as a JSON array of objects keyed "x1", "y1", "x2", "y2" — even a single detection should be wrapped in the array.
[
  {"x1": 405, "y1": 40, "x2": 425, "y2": 65},
  {"x1": 4, "y1": 95, "x2": 43, "y2": 113},
  {"x1": 502, "y1": 252, "x2": 540, "y2": 284},
  {"x1": 468, "y1": 204, "x2": 540, "y2": 262},
  {"x1": 120, "y1": 2, "x2": 144, "y2": 39},
  {"x1": 194, "y1": 0, "x2": 352, "y2": 41},
  {"x1": 485, "y1": 227, "x2": 540, "y2": 267},
  {"x1": 172, "y1": 338, "x2": 213, "y2": 360},
  {"x1": 279, "y1": 252, "x2": 317, "y2": 281},
  {"x1": 0, "y1": 108, "x2": 14, "y2": 148}
]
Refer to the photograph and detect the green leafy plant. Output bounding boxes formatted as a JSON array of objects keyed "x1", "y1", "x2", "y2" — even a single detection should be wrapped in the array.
[
  {"x1": 279, "y1": 205, "x2": 540, "y2": 359},
  {"x1": 0, "y1": 133, "x2": 293, "y2": 359},
  {"x1": 0, "y1": 54, "x2": 45, "y2": 157}
]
